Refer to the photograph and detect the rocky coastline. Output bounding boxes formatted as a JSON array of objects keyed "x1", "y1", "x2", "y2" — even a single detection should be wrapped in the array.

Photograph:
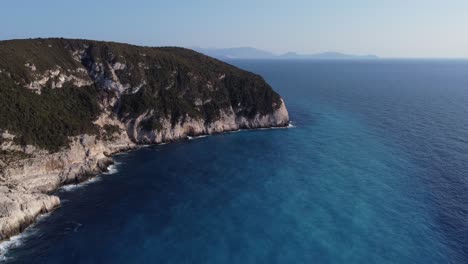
[
  {"x1": 0, "y1": 101, "x2": 289, "y2": 243},
  {"x1": 0, "y1": 38, "x2": 290, "y2": 244}
]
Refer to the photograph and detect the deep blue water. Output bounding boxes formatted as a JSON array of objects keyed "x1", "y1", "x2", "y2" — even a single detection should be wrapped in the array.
[{"x1": 2, "y1": 60, "x2": 468, "y2": 263}]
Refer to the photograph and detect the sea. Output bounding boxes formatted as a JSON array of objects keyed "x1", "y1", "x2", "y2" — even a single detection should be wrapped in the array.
[{"x1": 1, "y1": 59, "x2": 468, "y2": 263}]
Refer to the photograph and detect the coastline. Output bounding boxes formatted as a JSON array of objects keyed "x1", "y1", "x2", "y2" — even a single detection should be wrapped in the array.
[
  {"x1": 0, "y1": 121, "x2": 291, "y2": 253},
  {"x1": 0, "y1": 38, "x2": 292, "y2": 260}
]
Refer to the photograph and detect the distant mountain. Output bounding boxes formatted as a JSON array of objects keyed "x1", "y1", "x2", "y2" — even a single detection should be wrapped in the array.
[
  {"x1": 279, "y1": 51, "x2": 379, "y2": 60},
  {"x1": 192, "y1": 47, "x2": 275, "y2": 60},
  {"x1": 193, "y1": 47, "x2": 378, "y2": 60}
]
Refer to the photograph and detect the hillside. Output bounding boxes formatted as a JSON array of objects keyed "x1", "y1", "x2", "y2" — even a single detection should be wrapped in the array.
[
  {"x1": 0, "y1": 38, "x2": 289, "y2": 241},
  {"x1": 0, "y1": 38, "x2": 286, "y2": 151}
]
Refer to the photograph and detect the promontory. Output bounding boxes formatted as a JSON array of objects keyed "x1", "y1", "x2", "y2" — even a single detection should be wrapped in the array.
[{"x1": 0, "y1": 38, "x2": 289, "y2": 241}]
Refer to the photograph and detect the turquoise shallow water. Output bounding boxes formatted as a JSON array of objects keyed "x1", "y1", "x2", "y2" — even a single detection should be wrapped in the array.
[{"x1": 2, "y1": 60, "x2": 468, "y2": 263}]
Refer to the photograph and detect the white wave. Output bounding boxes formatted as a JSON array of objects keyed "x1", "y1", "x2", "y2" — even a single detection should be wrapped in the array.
[
  {"x1": 59, "y1": 162, "x2": 121, "y2": 192},
  {"x1": 59, "y1": 184, "x2": 82, "y2": 192},
  {"x1": 103, "y1": 164, "x2": 118, "y2": 175},
  {"x1": 36, "y1": 212, "x2": 52, "y2": 221},
  {"x1": 0, "y1": 214, "x2": 47, "y2": 262},
  {"x1": 59, "y1": 176, "x2": 102, "y2": 192},
  {"x1": 0, "y1": 233, "x2": 24, "y2": 262},
  {"x1": 226, "y1": 123, "x2": 295, "y2": 134},
  {"x1": 187, "y1": 135, "x2": 208, "y2": 140},
  {"x1": 287, "y1": 121, "x2": 295, "y2": 128}
]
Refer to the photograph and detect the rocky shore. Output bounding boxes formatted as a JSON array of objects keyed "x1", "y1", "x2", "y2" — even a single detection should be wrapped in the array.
[
  {"x1": 0, "y1": 101, "x2": 289, "y2": 242},
  {"x1": 0, "y1": 38, "x2": 290, "y2": 244}
]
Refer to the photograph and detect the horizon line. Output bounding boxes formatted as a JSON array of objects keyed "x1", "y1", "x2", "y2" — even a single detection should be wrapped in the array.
[{"x1": 1, "y1": 37, "x2": 467, "y2": 60}]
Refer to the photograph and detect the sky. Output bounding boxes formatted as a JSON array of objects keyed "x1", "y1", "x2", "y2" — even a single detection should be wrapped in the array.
[{"x1": 1, "y1": 0, "x2": 467, "y2": 58}]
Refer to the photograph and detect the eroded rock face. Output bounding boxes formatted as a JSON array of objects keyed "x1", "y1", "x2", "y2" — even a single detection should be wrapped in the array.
[
  {"x1": 0, "y1": 38, "x2": 290, "y2": 242},
  {"x1": 0, "y1": 191, "x2": 60, "y2": 240},
  {"x1": 0, "y1": 103, "x2": 288, "y2": 241},
  {"x1": 129, "y1": 98, "x2": 289, "y2": 143},
  {"x1": 0, "y1": 130, "x2": 135, "y2": 241}
]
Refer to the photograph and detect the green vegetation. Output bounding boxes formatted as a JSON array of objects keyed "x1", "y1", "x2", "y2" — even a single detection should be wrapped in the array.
[
  {"x1": 117, "y1": 46, "x2": 281, "y2": 124},
  {"x1": 101, "y1": 124, "x2": 122, "y2": 141},
  {"x1": 0, "y1": 78, "x2": 100, "y2": 152},
  {"x1": 0, "y1": 150, "x2": 33, "y2": 174},
  {"x1": 139, "y1": 116, "x2": 163, "y2": 131},
  {"x1": 0, "y1": 38, "x2": 282, "y2": 151}
]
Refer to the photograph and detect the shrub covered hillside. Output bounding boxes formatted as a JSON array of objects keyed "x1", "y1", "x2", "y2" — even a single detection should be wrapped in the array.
[{"x1": 0, "y1": 38, "x2": 284, "y2": 152}]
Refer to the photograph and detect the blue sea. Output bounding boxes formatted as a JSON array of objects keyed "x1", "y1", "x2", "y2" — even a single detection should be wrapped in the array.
[{"x1": 2, "y1": 60, "x2": 468, "y2": 263}]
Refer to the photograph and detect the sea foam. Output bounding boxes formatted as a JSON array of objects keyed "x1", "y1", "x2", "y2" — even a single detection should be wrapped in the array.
[
  {"x1": 0, "y1": 213, "x2": 49, "y2": 262},
  {"x1": 187, "y1": 135, "x2": 208, "y2": 140},
  {"x1": 59, "y1": 175, "x2": 102, "y2": 192}
]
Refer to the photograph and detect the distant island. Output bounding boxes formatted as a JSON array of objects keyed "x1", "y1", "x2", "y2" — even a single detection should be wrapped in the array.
[{"x1": 193, "y1": 47, "x2": 379, "y2": 60}]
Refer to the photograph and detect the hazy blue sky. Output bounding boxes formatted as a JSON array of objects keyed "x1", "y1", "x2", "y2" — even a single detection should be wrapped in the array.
[{"x1": 2, "y1": 0, "x2": 467, "y2": 58}]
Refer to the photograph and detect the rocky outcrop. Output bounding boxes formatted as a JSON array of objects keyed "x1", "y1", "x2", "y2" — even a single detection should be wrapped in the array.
[
  {"x1": 0, "y1": 102, "x2": 288, "y2": 241},
  {"x1": 0, "y1": 131, "x2": 135, "y2": 241},
  {"x1": 129, "y1": 98, "x2": 289, "y2": 143},
  {"x1": 0, "y1": 191, "x2": 60, "y2": 240},
  {"x1": 0, "y1": 38, "x2": 290, "y2": 242}
]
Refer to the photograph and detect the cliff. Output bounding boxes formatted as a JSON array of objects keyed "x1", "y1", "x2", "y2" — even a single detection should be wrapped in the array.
[{"x1": 0, "y1": 38, "x2": 289, "y2": 241}]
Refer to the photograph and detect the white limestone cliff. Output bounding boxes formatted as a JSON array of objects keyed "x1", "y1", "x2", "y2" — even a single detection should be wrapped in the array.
[{"x1": 0, "y1": 101, "x2": 289, "y2": 241}]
